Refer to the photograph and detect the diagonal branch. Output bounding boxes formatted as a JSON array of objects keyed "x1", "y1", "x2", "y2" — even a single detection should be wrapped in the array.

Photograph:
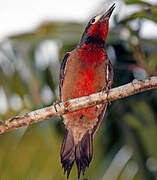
[{"x1": 0, "y1": 76, "x2": 157, "y2": 134}]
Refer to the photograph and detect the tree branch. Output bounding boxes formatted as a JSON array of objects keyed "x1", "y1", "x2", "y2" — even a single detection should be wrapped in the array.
[{"x1": 0, "y1": 76, "x2": 157, "y2": 134}]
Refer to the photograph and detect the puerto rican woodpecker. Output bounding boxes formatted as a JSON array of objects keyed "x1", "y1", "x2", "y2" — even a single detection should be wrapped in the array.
[{"x1": 59, "y1": 4, "x2": 115, "y2": 179}]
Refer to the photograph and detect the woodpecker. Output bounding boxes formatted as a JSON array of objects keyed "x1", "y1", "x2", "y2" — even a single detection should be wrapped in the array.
[{"x1": 59, "y1": 4, "x2": 115, "y2": 179}]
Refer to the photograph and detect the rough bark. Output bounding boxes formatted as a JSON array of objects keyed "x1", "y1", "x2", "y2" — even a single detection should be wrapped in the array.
[{"x1": 0, "y1": 76, "x2": 157, "y2": 134}]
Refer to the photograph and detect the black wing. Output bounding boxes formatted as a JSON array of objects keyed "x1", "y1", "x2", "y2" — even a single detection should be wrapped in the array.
[
  {"x1": 107, "y1": 60, "x2": 114, "y2": 89},
  {"x1": 59, "y1": 52, "x2": 70, "y2": 100}
]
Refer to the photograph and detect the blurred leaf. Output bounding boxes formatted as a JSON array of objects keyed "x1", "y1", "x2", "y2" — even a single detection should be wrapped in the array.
[
  {"x1": 120, "y1": 6, "x2": 157, "y2": 23},
  {"x1": 148, "y1": 55, "x2": 157, "y2": 70},
  {"x1": 125, "y1": 0, "x2": 152, "y2": 6},
  {"x1": 124, "y1": 113, "x2": 143, "y2": 129}
]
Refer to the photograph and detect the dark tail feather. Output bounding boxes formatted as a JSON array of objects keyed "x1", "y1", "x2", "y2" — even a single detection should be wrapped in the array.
[
  {"x1": 61, "y1": 130, "x2": 75, "y2": 179},
  {"x1": 61, "y1": 130, "x2": 93, "y2": 179},
  {"x1": 75, "y1": 132, "x2": 93, "y2": 179}
]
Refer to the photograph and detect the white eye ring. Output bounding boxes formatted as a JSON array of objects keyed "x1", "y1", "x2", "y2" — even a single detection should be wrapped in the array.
[{"x1": 91, "y1": 15, "x2": 102, "y2": 24}]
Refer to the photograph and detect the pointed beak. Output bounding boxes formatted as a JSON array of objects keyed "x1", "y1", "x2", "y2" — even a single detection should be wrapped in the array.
[{"x1": 101, "y1": 3, "x2": 115, "y2": 20}]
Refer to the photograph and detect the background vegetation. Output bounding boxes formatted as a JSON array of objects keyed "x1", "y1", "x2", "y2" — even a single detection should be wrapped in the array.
[{"x1": 0, "y1": 0, "x2": 157, "y2": 179}]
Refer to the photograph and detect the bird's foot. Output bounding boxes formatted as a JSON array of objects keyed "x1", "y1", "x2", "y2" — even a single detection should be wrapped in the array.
[
  {"x1": 103, "y1": 87, "x2": 111, "y2": 105},
  {"x1": 53, "y1": 100, "x2": 61, "y2": 112}
]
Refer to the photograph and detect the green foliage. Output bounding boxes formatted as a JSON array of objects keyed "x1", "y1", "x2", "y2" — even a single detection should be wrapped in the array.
[
  {"x1": 125, "y1": 0, "x2": 152, "y2": 6},
  {"x1": 0, "y1": 1, "x2": 157, "y2": 180}
]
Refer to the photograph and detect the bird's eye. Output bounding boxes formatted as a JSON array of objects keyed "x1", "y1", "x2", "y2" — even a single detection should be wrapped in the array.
[
  {"x1": 90, "y1": 15, "x2": 102, "y2": 24},
  {"x1": 91, "y1": 18, "x2": 96, "y2": 24}
]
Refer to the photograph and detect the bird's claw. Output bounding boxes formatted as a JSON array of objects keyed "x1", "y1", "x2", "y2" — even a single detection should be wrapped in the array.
[
  {"x1": 53, "y1": 100, "x2": 61, "y2": 112},
  {"x1": 103, "y1": 87, "x2": 111, "y2": 105}
]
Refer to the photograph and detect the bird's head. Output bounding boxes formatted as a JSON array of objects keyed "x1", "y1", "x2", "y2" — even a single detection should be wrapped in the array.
[{"x1": 79, "y1": 4, "x2": 115, "y2": 47}]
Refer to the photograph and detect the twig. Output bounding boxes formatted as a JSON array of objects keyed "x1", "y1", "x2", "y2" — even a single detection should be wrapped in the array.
[{"x1": 0, "y1": 76, "x2": 157, "y2": 134}]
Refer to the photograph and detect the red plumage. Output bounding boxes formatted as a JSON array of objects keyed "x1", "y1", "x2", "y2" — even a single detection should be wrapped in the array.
[{"x1": 59, "y1": 4, "x2": 115, "y2": 179}]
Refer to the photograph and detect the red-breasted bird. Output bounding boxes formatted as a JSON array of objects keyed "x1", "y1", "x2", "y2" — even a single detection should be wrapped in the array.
[{"x1": 59, "y1": 4, "x2": 115, "y2": 179}]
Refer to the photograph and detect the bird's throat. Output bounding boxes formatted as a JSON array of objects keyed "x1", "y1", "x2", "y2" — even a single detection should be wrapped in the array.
[{"x1": 79, "y1": 43, "x2": 107, "y2": 65}]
